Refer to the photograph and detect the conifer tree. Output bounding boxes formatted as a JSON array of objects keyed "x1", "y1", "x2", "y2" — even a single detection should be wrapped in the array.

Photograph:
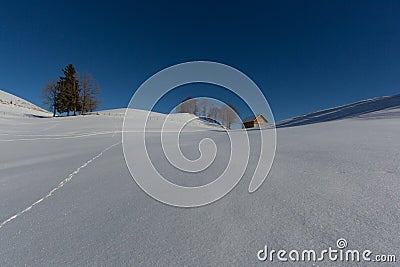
[
  {"x1": 59, "y1": 64, "x2": 80, "y2": 116},
  {"x1": 42, "y1": 64, "x2": 101, "y2": 116}
]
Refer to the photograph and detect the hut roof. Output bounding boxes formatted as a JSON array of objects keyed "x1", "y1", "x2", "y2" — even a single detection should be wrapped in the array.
[{"x1": 242, "y1": 114, "x2": 267, "y2": 123}]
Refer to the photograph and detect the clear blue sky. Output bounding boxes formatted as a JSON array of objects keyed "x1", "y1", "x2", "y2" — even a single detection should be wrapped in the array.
[{"x1": 1, "y1": 0, "x2": 399, "y2": 121}]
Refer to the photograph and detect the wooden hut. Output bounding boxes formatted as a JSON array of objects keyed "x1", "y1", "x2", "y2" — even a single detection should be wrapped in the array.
[{"x1": 242, "y1": 114, "x2": 268, "y2": 129}]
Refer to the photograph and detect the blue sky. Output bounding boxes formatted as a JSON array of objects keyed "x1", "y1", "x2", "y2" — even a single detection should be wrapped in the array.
[{"x1": 0, "y1": 0, "x2": 399, "y2": 121}]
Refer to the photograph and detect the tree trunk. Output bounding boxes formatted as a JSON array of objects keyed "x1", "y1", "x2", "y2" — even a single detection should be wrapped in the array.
[{"x1": 52, "y1": 98, "x2": 56, "y2": 117}]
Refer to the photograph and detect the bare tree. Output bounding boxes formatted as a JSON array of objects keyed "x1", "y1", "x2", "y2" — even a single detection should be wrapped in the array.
[
  {"x1": 221, "y1": 103, "x2": 238, "y2": 129},
  {"x1": 41, "y1": 79, "x2": 58, "y2": 117},
  {"x1": 88, "y1": 82, "x2": 101, "y2": 112},
  {"x1": 175, "y1": 97, "x2": 190, "y2": 113},
  {"x1": 79, "y1": 72, "x2": 93, "y2": 114},
  {"x1": 175, "y1": 98, "x2": 238, "y2": 129},
  {"x1": 199, "y1": 99, "x2": 208, "y2": 117},
  {"x1": 185, "y1": 98, "x2": 197, "y2": 115},
  {"x1": 79, "y1": 72, "x2": 101, "y2": 113},
  {"x1": 206, "y1": 103, "x2": 238, "y2": 129},
  {"x1": 208, "y1": 105, "x2": 221, "y2": 124},
  {"x1": 176, "y1": 97, "x2": 197, "y2": 114},
  {"x1": 175, "y1": 103, "x2": 184, "y2": 113}
]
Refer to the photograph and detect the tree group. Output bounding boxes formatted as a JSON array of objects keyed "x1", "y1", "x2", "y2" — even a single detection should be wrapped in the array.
[
  {"x1": 42, "y1": 64, "x2": 100, "y2": 117},
  {"x1": 175, "y1": 97, "x2": 239, "y2": 129}
]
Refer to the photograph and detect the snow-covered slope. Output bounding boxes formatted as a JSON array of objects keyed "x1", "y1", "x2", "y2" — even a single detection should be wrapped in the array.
[
  {"x1": 0, "y1": 95, "x2": 399, "y2": 266},
  {"x1": 0, "y1": 89, "x2": 51, "y2": 118},
  {"x1": 277, "y1": 94, "x2": 400, "y2": 128},
  {"x1": 97, "y1": 108, "x2": 222, "y2": 129}
]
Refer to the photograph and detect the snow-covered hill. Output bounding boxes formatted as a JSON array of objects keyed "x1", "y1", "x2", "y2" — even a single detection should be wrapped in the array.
[
  {"x1": 0, "y1": 93, "x2": 399, "y2": 265},
  {"x1": 0, "y1": 89, "x2": 51, "y2": 118},
  {"x1": 96, "y1": 108, "x2": 222, "y2": 129},
  {"x1": 277, "y1": 94, "x2": 400, "y2": 128}
]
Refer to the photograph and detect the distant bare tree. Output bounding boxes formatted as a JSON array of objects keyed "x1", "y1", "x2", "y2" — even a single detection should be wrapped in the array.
[
  {"x1": 175, "y1": 98, "x2": 238, "y2": 129},
  {"x1": 193, "y1": 100, "x2": 199, "y2": 115},
  {"x1": 41, "y1": 79, "x2": 58, "y2": 117},
  {"x1": 221, "y1": 103, "x2": 238, "y2": 129},
  {"x1": 207, "y1": 105, "x2": 216, "y2": 119},
  {"x1": 199, "y1": 99, "x2": 208, "y2": 117},
  {"x1": 208, "y1": 105, "x2": 222, "y2": 124},
  {"x1": 187, "y1": 98, "x2": 198, "y2": 115},
  {"x1": 176, "y1": 97, "x2": 198, "y2": 115}
]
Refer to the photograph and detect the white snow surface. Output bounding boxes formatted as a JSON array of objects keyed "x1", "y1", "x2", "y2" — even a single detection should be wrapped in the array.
[
  {"x1": 0, "y1": 91, "x2": 399, "y2": 266},
  {"x1": 0, "y1": 89, "x2": 51, "y2": 118}
]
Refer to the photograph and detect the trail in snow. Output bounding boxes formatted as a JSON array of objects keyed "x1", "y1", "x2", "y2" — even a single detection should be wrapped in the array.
[
  {"x1": 0, "y1": 142, "x2": 120, "y2": 230},
  {"x1": 0, "y1": 131, "x2": 121, "y2": 142},
  {"x1": 0, "y1": 130, "x2": 221, "y2": 142}
]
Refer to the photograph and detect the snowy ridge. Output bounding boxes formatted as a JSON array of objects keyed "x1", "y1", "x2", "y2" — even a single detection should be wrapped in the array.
[
  {"x1": 97, "y1": 108, "x2": 222, "y2": 129},
  {"x1": 277, "y1": 94, "x2": 400, "y2": 128},
  {"x1": 0, "y1": 89, "x2": 51, "y2": 118}
]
